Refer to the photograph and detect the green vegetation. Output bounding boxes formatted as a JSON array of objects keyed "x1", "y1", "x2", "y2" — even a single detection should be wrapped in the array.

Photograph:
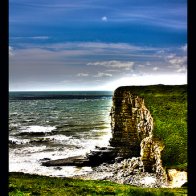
[
  {"x1": 117, "y1": 85, "x2": 187, "y2": 170},
  {"x1": 9, "y1": 172, "x2": 187, "y2": 195}
]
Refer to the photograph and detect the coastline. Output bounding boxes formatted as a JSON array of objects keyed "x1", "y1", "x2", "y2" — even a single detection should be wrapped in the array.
[{"x1": 9, "y1": 86, "x2": 187, "y2": 195}]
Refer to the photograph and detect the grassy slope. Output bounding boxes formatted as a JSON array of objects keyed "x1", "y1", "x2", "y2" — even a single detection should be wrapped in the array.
[
  {"x1": 115, "y1": 85, "x2": 187, "y2": 169},
  {"x1": 9, "y1": 172, "x2": 187, "y2": 195}
]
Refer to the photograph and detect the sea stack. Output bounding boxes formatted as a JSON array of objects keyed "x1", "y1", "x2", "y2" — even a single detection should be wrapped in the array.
[
  {"x1": 110, "y1": 88, "x2": 153, "y2": 158},
  {"x1": 109, "y1": 87, "x2": 165, "y2": 175}
]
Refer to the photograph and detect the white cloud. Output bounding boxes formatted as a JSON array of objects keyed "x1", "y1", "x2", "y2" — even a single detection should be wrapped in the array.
[
  {"x1": 101, "y1": 16, "x2": 108, "y2": 22},
  {"x1": 10, "y1": 42, "x2": 188, "y2": 91},
  {"x1": 167, "y1": 54, "x2": 187, "y2": 73},
  {"x1": 181, "y1": 44, "x2": 187, "y2": 52},
  {"x1": 12, "y1": 36, "x2": 49, "y2": 40},
  {"x1": 152, "y1": 67, "x2": 159, "y2": 71},
  {"x1": 100, "y1": 74, "x2": 187, "y2": 91},
  {"x1": 31, "y1": 36, "x2": 49, "y2": 40},
  {"x1": 146, "y1": 62, "x2": 151, "y2": 66},
  {"x1": 9, "y1": 46, "x2": 14, "y2": 56},
  {"x1": 168, "y1": 56, "x2": 187, "y2": 65},
  {"x1": 176, "y1": 66, "x2": 187, "y2": 73},
  {"x1": 138, "y1": 64, "x2": 145, "y2": 68},
  {"x1": 106, "y1": 69, "x2": 120, "y2": 72},
  {"x1": 76, "y1": 42, "x2": 142, "y2": 50},
  {"x1": 87, "y1": 60, "x2": 134, "y2": 70},
  {"x1": 77, "y1": 73, "x2": 89, "y2": 77},
  {"x1": 94, "y1": 72, "x2": 112, "y2": 77},
  {"x1": 12, "y1": 42, "x2": 156, "y2": 58},
  {"x1": 156, "y1": 50, "x2": 165, "y2": 54},
  {"x1": 115, "y1": 6, "x2": 186, "y2": 30},
  {"x1": 167, "y1": 54, "x2": 176, "y2": 59}
]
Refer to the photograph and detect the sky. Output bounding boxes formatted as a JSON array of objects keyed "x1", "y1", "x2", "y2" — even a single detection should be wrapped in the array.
[{"x1": 9, "y1": 0, "x2": 187, "y2": 91}]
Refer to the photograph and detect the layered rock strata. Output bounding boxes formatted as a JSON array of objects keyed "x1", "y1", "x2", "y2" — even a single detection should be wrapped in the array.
[
  {"x1": 109, "y1": 91, "x2": 153, "y2": 159},
  {"x1": 109, "y1": 88, "x2": 166, "y2": 182}
]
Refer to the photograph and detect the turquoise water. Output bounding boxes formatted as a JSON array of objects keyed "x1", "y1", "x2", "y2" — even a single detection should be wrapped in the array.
[{"x1": 9, "y1": 91, "x2": 113, "y2": 177}]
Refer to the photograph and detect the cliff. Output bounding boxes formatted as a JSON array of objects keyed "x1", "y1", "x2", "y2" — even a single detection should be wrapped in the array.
[
  {"x1": 109, "y1": 91, "x2": 153, "y2": 159},
  {"x1": 109, "y1": 85, "x2": 187, "y2": 169},
  {"x1": 109, "y1": 87, "x2": 166, "y2": 176},
  {"x1": 42, "y1": 85, "x2": 187, "y2": 186}
]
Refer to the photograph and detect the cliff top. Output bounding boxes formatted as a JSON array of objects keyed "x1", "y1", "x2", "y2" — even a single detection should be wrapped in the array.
[
  {"x1": 114, "y1": 84, "x2": 187, "y2": 96},
  {"x1": 113, "y1": 84, "x2": 187, "y2": 170}
]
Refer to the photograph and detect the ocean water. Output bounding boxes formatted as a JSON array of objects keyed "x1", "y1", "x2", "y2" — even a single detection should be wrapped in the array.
[{"x1": 9, "y1": 91, "x2": 113, "y2": 177}]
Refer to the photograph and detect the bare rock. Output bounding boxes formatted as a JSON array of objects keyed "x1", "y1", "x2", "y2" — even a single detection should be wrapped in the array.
[
  {"x1": 167, "y1": 169, "x2": 187, "y2": 188},
  {"x1": 42, "y1": 156, "x2": 90, "y2": 167},
  {"x1": 110, "y1": 91, "x2": 153, "y2": 158}
]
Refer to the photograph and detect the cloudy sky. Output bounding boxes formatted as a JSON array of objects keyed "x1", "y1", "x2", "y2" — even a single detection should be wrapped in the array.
[{"x1": 9, "y1": 0, "x2": 187, "y2": 91}]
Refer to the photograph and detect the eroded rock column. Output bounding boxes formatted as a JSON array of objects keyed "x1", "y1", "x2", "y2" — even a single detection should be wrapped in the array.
[
  {"x1": 109, "y1": 90, "x2": 153, "y2": 158},
  {"x1": 109, "y1": 88, "x2": 166, "y2": 182}
]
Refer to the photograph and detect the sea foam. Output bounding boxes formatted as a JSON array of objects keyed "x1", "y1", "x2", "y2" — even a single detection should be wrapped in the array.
[{"x1": 20, "y1": 125, "x2": 56, "y2": 133}]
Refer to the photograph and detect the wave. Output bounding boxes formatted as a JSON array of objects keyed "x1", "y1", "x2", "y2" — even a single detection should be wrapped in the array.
[
  {"x1": 10, "y1": 112, "x2": 19, "y2": 116},
  {"x1": 9, "y1": 123, "x2": 20, "y2": 130},
  {"x1": 44, "y1": 135, "x2": 71, "y2": 142},
  {"x1": 11, "y1": 146, "x2": 48, "y2": 154},
  {"x1": 9, "y1": 129, "x2": 112, "y2": 177},
  {"x1": 9, "y1": 136, "x2": 30, "y2": 145},
  {"x1": 17, "y1": 125, "x2": 56, "y2": 136},
  {"x1": 20, "y1": 125, "x2": 56, "y2": 133}
]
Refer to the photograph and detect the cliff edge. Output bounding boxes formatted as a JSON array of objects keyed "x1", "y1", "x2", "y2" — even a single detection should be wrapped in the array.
[{"x1": 42, "y1": 85, "x2": 187, "y2": 187}]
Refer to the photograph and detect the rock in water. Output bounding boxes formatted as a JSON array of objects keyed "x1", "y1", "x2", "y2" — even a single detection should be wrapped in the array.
[{"x1": 42, "y1": 156, "x2": 90, "y2": 167}]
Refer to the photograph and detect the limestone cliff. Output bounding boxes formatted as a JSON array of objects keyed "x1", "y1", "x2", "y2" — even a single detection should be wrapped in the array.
[
  {"x1": 110, "y1": 90, "x2": 153, "y2": 158},
  {"x1": 42, "y1": 85, "x2": 187, "y2": 187},
  {"x1": 109, "y1": 88, "x2": 165, "y2": 176}
]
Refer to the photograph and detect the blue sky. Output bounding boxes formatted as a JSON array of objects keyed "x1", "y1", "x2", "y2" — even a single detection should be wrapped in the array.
[{"x1": 9, "y1": 0, "x2": 187, "y2": 91}]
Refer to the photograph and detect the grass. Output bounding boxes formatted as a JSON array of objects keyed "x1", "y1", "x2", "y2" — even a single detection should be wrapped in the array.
[
  {"x1": 116, "y1": 85, "x2": 187, "y2": 170},
  {"x1": 9, "y1": 172, "x2": 187, "y2": 196}
]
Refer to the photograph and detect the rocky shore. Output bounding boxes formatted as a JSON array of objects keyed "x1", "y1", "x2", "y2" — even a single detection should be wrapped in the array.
[
  {"x1": 41, "y1": 86, "x2": 187, "y2": 188},
  {"x1": 74, "y1": 157, "x2": 167, "y2": 188}
]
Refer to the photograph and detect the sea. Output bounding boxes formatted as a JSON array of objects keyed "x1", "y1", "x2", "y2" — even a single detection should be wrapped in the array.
[{"x1": 9, "y1": 91, "x2": 113, "y2": 177}]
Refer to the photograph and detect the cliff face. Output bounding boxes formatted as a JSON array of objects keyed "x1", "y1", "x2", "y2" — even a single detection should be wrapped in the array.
[
  {"x1": 42, "y1": 85, "x2": 187, "y2": 187},
  {"x1": 110, "y1": 90, "x2": 153, "y2": 158},
  {"x1": 109, "y1": 88, "x2": 165, "y2": 177}
]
